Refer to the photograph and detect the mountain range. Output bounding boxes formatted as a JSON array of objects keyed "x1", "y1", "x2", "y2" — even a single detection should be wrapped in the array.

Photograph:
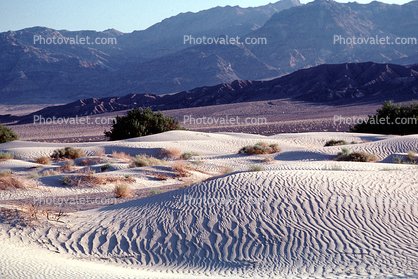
[
  {"x1": 1, "y1": 0, "x2": 418, "y2": 105},
  {"x1": 6, "y1": 61, "x2": 417, "y2": 124}
]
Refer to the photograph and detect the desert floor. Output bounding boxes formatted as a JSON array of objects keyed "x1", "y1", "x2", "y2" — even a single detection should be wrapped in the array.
[{"x1": 1, "y1": 130, "x2": 418, "y2": 278}]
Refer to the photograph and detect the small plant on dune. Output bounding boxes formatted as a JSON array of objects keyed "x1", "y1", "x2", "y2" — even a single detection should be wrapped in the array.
[
  {"x1": 182, "y1": 151, "x2": 200, "y2": 160},
  {"x1": 59, "y1": 160, "x2": 74, "y2": 173},
  {"x1": 51, "y1": 147, "x2": 86, "y2": 160},
  {"x1": 114, "y1": 182, "x2": 131, "y2": 198},
  {"x1": 335, "y1": 148, "x2": 378, "y2": 162},
  {"x1": 406, "y1": 151, "x2": 417, "y2": 164},
  {"x1": 95, "y1": 148, "x2": 105, "y2": 157},
  {"x1": 40, "y1": 169, "x2": 61, "y2": 177},
  {"x1": 192, "y1": 160, "x2": 203, "y2": 166},
  {"x1": 27, "y1": 172, "x2": 41, "y2": 179},
  {"x1": 149, "y1": 188, "x2": 160, "y2": 196},
  {"x1": 171, "y1": 161, "x2": 191, "y2": 177},
  {"x1": 220, "y1": 166, "x2": 234, "y2": 175},
  {"x1": 249, "y1": 164, "x2": 263, "y2": 172},
  {"x1": 124, "y1": 174, "x2": 131, "y2": 179},
  {"x1": 111, "y1": 151, "x2": 132, "y2": 161},
  {"x1": 322, "y1": 165, "x2": 342, "y2": 171},
  {"x1": 239, "y1": 142, "x2": 281, "y2": 155},
  {"x1": 159, "y1": 148, "x2": 182, "y2": 160},
  {"x1": 0, "y1": 152, "x2": 15, "y2": 161},
  {"x1": 380, "y1": 167, "x2": 401, "y2": 171},
  {"x1": 130, "y1": 154, "x2": 165, "y2": 168},
  {"x1": 34, "y1": 156, "x2": 51, "y2": 165},
  {"x1": 61, "y1": 175, "x2": 70, "y2": 185},
  {"x1": 101, "y1": 162, "x2": 112, "y2": 172},
  {"x1": 0, "y1": 175, "x2": 29, "y2": 190},
  {"x1": 324, "y1": 139, "x2": 349, "y2": 147},
  {"x1": 393, "y1": 155, "x2": 405, "y2": 164},
  {"x1": 151, "y1": 172, "x2": 169, "y2": 180},
  {"x1": 0, "y1": 124, "x2": 19, "y2": 144},
  {"x1": 0, "y1": 170, "x2": 13, "y2": 177},
  {"x1": 261, "y1": 157, "x2": 275, "y2": 163}
]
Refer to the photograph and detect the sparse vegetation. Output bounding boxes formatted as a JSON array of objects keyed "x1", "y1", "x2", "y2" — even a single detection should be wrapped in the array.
[
  {"x1": 101, "y1": 162, "x2": 112, "y2": 172},
  {"x1": 159, "y1": 148, "x2": 182, "y2": 160},
  {"x1": 171, "y1": 161, "x2": 191, "y2": 177},
  {"x1": 34, "y1": 156, "x2": 51, "y2": 165},
  {"x1": 51, "y1": 147, "x2": 86, "y2": 160},
  {"x1": 220, "y1": 166, "x2": 234, "y2": 175},
  {"x1": 104, "y1": 107, "x2": 185, "y2": 141},
  {"x1": 114, "y1": 183, "x2": 131, "y2": 198},
  {"x1": 335, "y1": 148, "x2": 378, "y2": 162},
  {"x1": 111, "y1": 151, "x2": 132, "y2": 161},
  {"x1": 59, "y1": 161, "x2": 74, "y2": 173},
  {"x1": 192, "y1": 160, "x2": 203, "y2": 166},
  {"x1": 64, "y1": 172, "x2": 135, "y2": 187},
  {"x1": 261, "y1": 157, "x2": 275, "y2": 163},
  {"x1": 0, "y1": 152, "x2": 15, "y2": 161},
  {"x1": 0, "y1": 175, "x2": 29, "y2": 190},
  {"x1": 151, "y1": 172, "x2": 169, "y2": 180},
  {"x1": 406, "y1": 151, "x2": 417, "y2": 164},
  {"x1": 324, "y1": 139, "x2": 348, "y2": 147},
  {"x1": 350, "y1": 100, "x2": 418, "y2": 135},
  {"x1": 239, "y1": 142, "x2": 281, "y2": 155},
  {"x1": 130, "y1": 154, "x2": 165, "y2": 168},
  {"x1": 249, "y1": 164, "x2": 263, "y2": 172},
  {"x1": 0, "y1": 170, "x2": 13, "y2": 177},
  {"x1": 322, "y1": 165, "x2": 343, "y2": 171},
  {"x1": 182, "y1": 151, "x2": 200, "y2": 159},
  {"x1": 40, "y1": 169, "x2": 61, "y2": 177},
  {"x1": 0, "y1": 124, "x2": 19, "y2": 144}
]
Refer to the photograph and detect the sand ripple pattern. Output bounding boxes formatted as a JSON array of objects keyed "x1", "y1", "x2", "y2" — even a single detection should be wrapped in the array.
[{"x1": 33, "y1": 169, "x2": 418, "y2": 278}]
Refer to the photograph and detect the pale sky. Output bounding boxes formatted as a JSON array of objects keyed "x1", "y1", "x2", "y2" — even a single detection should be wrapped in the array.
[{"x1": 0, "y1": 0, "x2": 413, "y2": 33}]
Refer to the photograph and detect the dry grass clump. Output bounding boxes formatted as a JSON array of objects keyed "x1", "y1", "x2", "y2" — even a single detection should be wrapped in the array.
[
  {"x1": 51, "y1": 147, "x2": 86, "y2": 160},
  {"x1": 249, "y1": 164, "x2": 264, "y2": 172},
  {"x1": 95, "y1": 148, "x2": 105, "y2": 157},
  {"x1": 114, "y1": 182, "x2": 131, "y2": 198},
  {"x1": 0, "y1": 152, "x2": 15, "y2": 161},
  {"x1": 159, "y1": 148, "x2": 182, "y2": 159},
  {"x1": 151, "y1": 172, "x2": 169, "y2": 180},
  {"x1": 220, "y1": 166, "x2": 234, "y2": 175},
  {"x1": 130, "y1": 154, "x2": 165, "y2": 168},
  {"x1": 40, "y1": 169, "x2": 61, "y2": 177},
  {"x1": 324, "y1": 139, "x2": 349, "y2": 147},
  {"x1": 239, "y1": 142, "x2": 281, "y2": 155},
  {"x1": 171, "y1": 161, "x2": 191, "y2": 177},
  {"x1": 58, "y1": 161, "x2": 74, "y2": 173},
  {"x1": 261, "y1": 157, "x2": 275, "y2": 163},
  {"x1": 77, "y1": 157, "x2": 103, "y2": 166},
  {"x1": 34, "y1": 156, "x2": 51, "y2": 165},
  {"x1": 0, "y1": 175, "x2": 30, "y2": 190},
  {"x1": 182, "y1": 151, "x2": 200, "y2": 159},
  {"x1": 65, "y1": 172, "x2": 135, "y2": 187},
  {"x1": 406, "y1": 151, "x2": 417, "y2": 163},
  {"x1": 335, "y1": 147, "x2": 378, "y2": 162},
  {"x1": 111, "y1": 151, "x2": 132, "y2": 161}
]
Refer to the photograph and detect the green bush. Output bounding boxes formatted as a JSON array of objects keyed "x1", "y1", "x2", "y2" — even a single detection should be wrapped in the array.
[
  {"x1": 335, "y1": 148, "x2": 378, "y2": 162},
  {"x1": 239, "y1": 142, "x2": 281, "y2": 155},
  {"x1": 51, "y1": 147, "x2": 86, "y2": 160},
  {"x1": 182, "y1": 151, "x2": 200, "y2": 159},
  {"x1": 350, "y1": 101, "x2": 418, "y2": 135},
  {"x1": 104, "y1": 108, "x2": 185, "y2": 141},
  {"x1": 0, "y1": 152, "x2": 15, "y2": 160},
  {"x1": 130, "y1": 154, "x2": 165, "y2": 168},
  {"x1": 0, "y1": 124, "x2": 19, "y2": 144},
  {"x1": 324, "y1": 139, "x2": 348, "y2": 147}
]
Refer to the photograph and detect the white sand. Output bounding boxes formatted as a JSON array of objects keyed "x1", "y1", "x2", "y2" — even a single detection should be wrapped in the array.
[{"x1": 1, "y1": 131, "x2": 418, "y2": 278}]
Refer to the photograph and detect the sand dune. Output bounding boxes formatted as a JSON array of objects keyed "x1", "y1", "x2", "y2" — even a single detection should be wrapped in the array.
[{"x1": 1, "y1": 131, "x2": 418, "y2": 278}]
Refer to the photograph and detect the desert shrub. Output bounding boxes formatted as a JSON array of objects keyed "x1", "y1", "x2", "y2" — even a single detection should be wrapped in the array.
[
  {"x1": 111, "y1": 151, "x2": 132, "y2": 161},
  {"x1": 0, "y1": 152, "x2": 15, "y2": 161},
  {"x1": 350, "y1": 101, "x2": 418, "y2": 135},
  {"x1": 192, "y1": 160, "x2": 203, "y2": 166},
  {"x1": 335, "y1": 148, "x2": 378, "y2": 162},
  {"x1": 65, "y1": 173, "x2": 134, "y2": 187},
  {"x1": 239, "y1": 142, "x2": 281, "y2": 155},
  {"x1": 261, "y1": 157, "x2": 275, "y2": 163},
  {"x1": 101, "y1": 162, "x2": 112, "y2": 172},
  {"x1": 406, "y1": 151, "x2": 417, "y2": 163},
  {"x1": 114, "y1": 183, "x2": 131, "y2": 198},
  {"x1": 393, "y1": 155, "x2": 405, "y2": 164},
  {"x1": 104, "y1": 108, "x2": 185, "y2": 141},
  {"x1": 34, "y1": 156, "x2": 51, "y2": 165},
  {"x1": 40, "y1": 169, "x2": 61, "y2": 177},
  {"x1": 171, "y1": 161, "x2": 190, "y2": 177},
  {"x1": 0, "y1": 170, "x2": 13, "y2": 177},
  {"x1": 58, "y1": 161, "x2": 74, "y2": 172},
  {"x1": 324, "y1": 139, "x2": 348, "y2": 147},
  {"x1": 0, "y1": 176, "x2": 28, "y2": 190},
  {"x1": 51, "y1": 147, "x2": 86, "y2": 160},
  {"x1": 182, "y1": 151, "x2": 200, "y2": 159},
  {"x1": 159, "y1": 148, "x2": 182, "y2": 159},
  {"x1": 249, "y1": 164, "x2": 263, "y2": 172},
  {"x1": 220, "y1": 166, "x2": 234, "y2": 175},
  {"x1": 130, "y1": 154, "x2": 165, "y2": 168},
  {"x1": 0, "y1": 124, "x2": 19, "y2": 144}
]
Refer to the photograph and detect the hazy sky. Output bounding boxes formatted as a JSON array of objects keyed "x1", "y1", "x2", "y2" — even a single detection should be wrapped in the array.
[{"x1": 0, "y1": 0, "x2": 413, "y2": 33}]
